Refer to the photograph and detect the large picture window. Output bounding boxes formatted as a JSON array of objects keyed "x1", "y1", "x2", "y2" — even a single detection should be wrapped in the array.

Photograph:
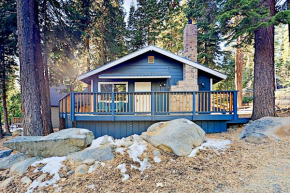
[{"x1": 98, "y1": 82, "x2": 128, "y2": 101}]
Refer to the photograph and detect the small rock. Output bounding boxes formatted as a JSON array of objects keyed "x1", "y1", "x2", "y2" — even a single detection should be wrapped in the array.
[
  {"x1": 10, "y1": 157, "x2": 40, "y2": 175},
  {"x1": 245, "y1": 133, "x2": 268, "y2": 144},
  {"x1": 100, "y1": 135, "x2": 115, "y2": 146},
  {"x1": 0, "y1": 153, "x2": 28, "y2": 170},
  {"x1": 61, "y1": 178, "x2": 66, "y2": 182},
  {"x1": 67, "y1": 170, "x2": 74, "y2": 176},
  {"x1": 67, "y1": 144, "x2": 115, "y2": 163},
  {"x1": 0, "y1": 177, "x2": 14, "y2": 189},
  {"x1": 83, "y1": 159, "x2": 95, "y2": 166},
  {"x1": 21, "y1": 176, "x2": 32, "y2": 186},
  {"x1": 156, "y1": 182, "x2": 164, "y2": 188},
  {"x1": 12, "y1": 129, "x2": 23, "y2": 137},
  {"x1": 0, "y1": 149, "x2": 13, "y2": 158},
  {"x1": 75, "y1": 164, "x2": 88, "y2": 177}
]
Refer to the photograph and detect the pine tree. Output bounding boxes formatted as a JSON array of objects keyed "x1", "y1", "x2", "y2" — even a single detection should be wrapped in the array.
[{"x1": 17, "y1": 0, "x2": 44, "y2": 136}]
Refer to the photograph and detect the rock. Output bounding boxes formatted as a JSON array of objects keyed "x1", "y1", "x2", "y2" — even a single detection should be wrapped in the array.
[
  {"x1": 3, "y1": 128, "x2": 94, "y2": 157},
  {"x1": 75, "y1": 164, "x2": 88, "y2": 177},
  {"x1": 245, "y1": 133, "x2": 268, "y2": 144},
  {"x1": 100, "y1": 135, "x2": 115, "y2": 146},
  {"x1": 0, "y1": 177, "x2": 14, "y2": 189},
  {"x1": 21, "y1": 176, "x2": 32, "y2": 186},
  {"x1": 0, "y1": 149, "x2": 12, "y2": 158},
  {"x1": 67, "y1": 144, "x2": 115, "y2": 163},
  {"x1": 142, "y1": 119, "x2": 205, "y2": 156},
  {"x1": 67, "y1": 170, "x2": 74, "y2": 176},
  {"x1": 12, "y1": 129, "x2": 23, "y2": 137},
  {"x1": 83, "y1": 159, "x2": 95, "y2": 166},
  {"x1": 156, "y1": 182, "x2": 164, "y2": 188},
  {"x1": 0, "y1": 153, "x2": 28, "y2": 170},
  {"x1": 10, "y1": 157, "x2": 40, "y2": 175},
  {"x1": 240, "y1": 117, "x2": 290, "y2": 142}
]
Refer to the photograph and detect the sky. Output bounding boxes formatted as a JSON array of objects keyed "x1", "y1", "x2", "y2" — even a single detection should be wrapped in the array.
[{"x1": 123, "y1": 0, "x2": 137, "y2": 22}]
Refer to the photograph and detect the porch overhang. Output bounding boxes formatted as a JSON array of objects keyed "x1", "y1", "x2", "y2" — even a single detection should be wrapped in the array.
[{"x1": 99, "y1": 73, "x2": 171, "y2": 79}]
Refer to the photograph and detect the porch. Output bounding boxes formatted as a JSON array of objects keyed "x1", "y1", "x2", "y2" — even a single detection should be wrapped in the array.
[{"x1": 59, "y1": 91, "x2": 247, "y2": 123}]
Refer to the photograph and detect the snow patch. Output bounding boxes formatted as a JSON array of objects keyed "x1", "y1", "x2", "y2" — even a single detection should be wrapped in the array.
[
  {"x1": 154, "y1": 156, "x2": 161, "y2": 163},
  {"x1": 116, "y1": 147, "x2": 125, "y2": 155},
  {"x1": 87, "y1": 184, "x2": 95, "y2": 189},
  {"x1": 127, "y1": 136, "x2": 151, "y2": 172},
  {"x1": 27, "y1": 157, "x2": 66, "y2": 193},
  {"x1": 188, "y1": 138, "x2": 232, "y2": 157},
  {"x1": 88, "y1": 161, "x2": 105, "y2": 174},
  {"x1": 116, "y1": 163, "x2": 129, "y2": 181},
  {"x1": 78, "y1": 129, "x2": 91, "y2": 134},
  {"x1": 87, "y1": 136, "x2": 105, "y2": 149}
]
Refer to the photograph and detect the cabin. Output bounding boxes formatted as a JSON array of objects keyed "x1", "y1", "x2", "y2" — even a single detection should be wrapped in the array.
[{"x1": 59, "y1": 23, "x2": 249, "y2": 139}]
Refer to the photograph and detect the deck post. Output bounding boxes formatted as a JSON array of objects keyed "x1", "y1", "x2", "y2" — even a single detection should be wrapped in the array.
[
  {"x1": 111, "y1": 92, "x2": 115, "y2": 121},
  {"x1": 192, "y1": 92, "x2": 196, "y2": 120},
  {"x1": 233, "y1": 91, "x2": 238, "y2": 120},
  {"x1": 65, "y1": 96, "x2": 68, "y2": 120},
  {"x1": 152, "y1": 92, "x2": 155, "y2": 120},
  {"x1": 94, "y1": 93, "x2": 97, "y2": 113},
  {"x1": 70, "y1": 93, "x2": 75, "y2": 121}
]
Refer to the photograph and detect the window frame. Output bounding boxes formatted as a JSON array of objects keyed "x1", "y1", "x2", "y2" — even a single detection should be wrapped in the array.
[{"x1": 98, "y1": 82, "x2": 128, "y2": 103}]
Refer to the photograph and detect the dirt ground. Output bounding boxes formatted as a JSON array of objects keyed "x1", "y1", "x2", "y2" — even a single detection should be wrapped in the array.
[{"x1": 1, "y1": 113, "x2": 290, "y2": 193}]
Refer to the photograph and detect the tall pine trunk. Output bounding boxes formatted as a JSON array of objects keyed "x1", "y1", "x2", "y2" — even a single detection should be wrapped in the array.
[
  {"x1": 36, "y1": 0, "x2": 53, "y2": 135},
  {"x1": 235, "y1": 36, "x2": 244, "y2": 108},
  {"x1": 0, "y1": 104, "x2": 3, "y2": 139},
  {"x1": 1, "y1": 71, "x2": 10, "y2": 133},
  {"x1": 252, "y1": 0, "x2": 275, "y2": 120},
  {"x1": 17, "y1": 0, "x2": 44, "y2": 136}
]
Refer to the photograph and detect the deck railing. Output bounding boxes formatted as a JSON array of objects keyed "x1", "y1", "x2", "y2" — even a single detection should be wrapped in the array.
[{"x1": 59, "y1": 91, "x2": 238, "y2": 121}]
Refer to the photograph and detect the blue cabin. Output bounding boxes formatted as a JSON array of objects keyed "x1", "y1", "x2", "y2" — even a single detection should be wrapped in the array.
[{"x1": 59, "y1": 24, "x2": 248, "y2": 138}]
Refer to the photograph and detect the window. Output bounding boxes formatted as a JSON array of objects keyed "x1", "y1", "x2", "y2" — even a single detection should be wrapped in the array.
[
  {"x1": 98, "y1": 82, "x2": 128, "y2": 101},
  {"x1": 148, "y1": 56, "x2": 155, "y2": 63}
]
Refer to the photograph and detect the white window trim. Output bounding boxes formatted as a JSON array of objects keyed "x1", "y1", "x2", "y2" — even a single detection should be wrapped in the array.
[
  {"x1": 98, "y1": 82, "x2": 129, "y2": 103},
  {"x1": 210, "y1": 78, "x2": 213, "y2": 91},
  {"x1": 98, "y1": 82, "x2": 128, "y2": 92}
]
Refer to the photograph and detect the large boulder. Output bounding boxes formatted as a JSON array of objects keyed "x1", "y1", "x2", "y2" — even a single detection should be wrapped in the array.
[
  {"x1": 240, "y1": 117, "x2": 290, "y2": 143},
  {"x1": 0, "y1": 149, "x2": 12, "y2": 158},
  {"x1": 10, "y1": 157, "x2": 40, "y2": 175},
  {"x1": 67, "y1": 144, "x2": 115, "y2": 163},
  {"x1": 142, "y1": 119, "x2": 205, "y2": 156},
  {"x1": 0, "y1": 153, "x2": 28, "y2": 170},
  {"x1": 3, "y1": 128, "x2": 94, "y2": 157}
]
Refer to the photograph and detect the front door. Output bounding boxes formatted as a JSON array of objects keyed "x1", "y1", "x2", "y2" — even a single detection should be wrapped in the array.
[{"x1": 135, "y1": 82, "x2": 151, "y2": 112}]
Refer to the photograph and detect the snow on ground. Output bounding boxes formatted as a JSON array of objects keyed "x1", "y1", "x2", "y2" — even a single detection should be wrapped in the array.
[
  {"x1": 27, "y1": 157, "x2": 67, "y2": 193},
  {"x1": 188, "y1": 138, "x2": 232, "y2": 157},
  {"x1": 88, "y1": 161, "x2": 105, "y2": 174},
  {"x1": 127, "y1": 135, "x2": 151, "y2": 172},
  {"x1": 87, "y1": 135, "x2": 115, "y2": 150},
  {"x1": 116, "y1": 163, "x2": 130, "y2": 181},
  {"x1": 78, "y1": 129, "x2": 92, "y2": 134},
  {"x1": 154, "y1": 155, "x2": 162, "y2": 163}
]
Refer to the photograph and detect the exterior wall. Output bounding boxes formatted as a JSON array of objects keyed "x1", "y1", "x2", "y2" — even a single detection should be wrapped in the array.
[
  {"x1": 91, "y1": 51, "x2": 183, "y2": 92},
  {"x1": 73, "y1": 120, "x2": 227, "y2": 139},
  {"x1": 51, "y1": 107, "x2": 59, "y2": 128}
]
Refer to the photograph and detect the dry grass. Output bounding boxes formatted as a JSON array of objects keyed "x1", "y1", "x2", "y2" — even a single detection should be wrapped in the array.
[{"x1": 1, "y1": 115, "x2": 290, "y2": 193}]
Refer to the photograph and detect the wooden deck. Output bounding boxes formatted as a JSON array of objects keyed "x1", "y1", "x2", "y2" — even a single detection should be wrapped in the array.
[{"x1": 59, "y1": 91, "x2": 240, "y2": 122}]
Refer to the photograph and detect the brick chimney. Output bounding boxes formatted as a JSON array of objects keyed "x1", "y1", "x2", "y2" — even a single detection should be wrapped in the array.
[
  {"x1": 170, "y1": 22, "x2": 198, "y2": 91},
  {"x1": 183, "y1": 23, "x2": 198, "y2": 61}
]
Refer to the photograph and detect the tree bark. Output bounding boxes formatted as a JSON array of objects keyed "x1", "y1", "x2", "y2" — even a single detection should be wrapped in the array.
[
  {"x1": 0, "y1": 102, "x2": 3, "y2": 139},
  {"x1": 17, "y1": 0, "x2": 44, "y2": 136},
  {"x1": 252, "y1": 0, "x2": 276, "y2": 120},
  {"x1": 40, "y1": 0, "x2": 53, "y2": 135},
  {"x1": 1, "y1": 71, "x2": 10, "y2": 133},
  {"x1": 235, "y1": 36, "x2": 244, "y2": 108}
]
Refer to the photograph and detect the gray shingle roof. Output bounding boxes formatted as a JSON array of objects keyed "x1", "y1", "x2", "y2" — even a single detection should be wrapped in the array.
[{"x1": 50, "y1": 86, "x2": 68, "y2": 107}]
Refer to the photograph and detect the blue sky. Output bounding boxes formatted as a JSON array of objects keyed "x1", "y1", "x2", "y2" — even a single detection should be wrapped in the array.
[{"x1": 123, "y1": 0, "x2": 137, "y2": 22}]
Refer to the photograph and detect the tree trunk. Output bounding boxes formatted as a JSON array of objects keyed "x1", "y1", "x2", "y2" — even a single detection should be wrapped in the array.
[
  {"x1": 235, "y1": 36, "x2": 244, "y2": 108},
  {"x1": 1, "y1": 72, "x2": 10, "y2": 133},
  {"x1": 41, "y1": 0, "x2": 54, "y2": 134},
  {"x1": 17, "y1": 0, "x2": 44, "y2": 136},
  {"x1": 252, "y1": 0, "x2": 275, "y2": 120},
  {"x1": 0, "y1": 103, "x2": 3, "y2": 139}
]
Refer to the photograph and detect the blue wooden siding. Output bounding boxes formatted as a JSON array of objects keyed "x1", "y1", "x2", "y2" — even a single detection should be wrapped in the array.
[
  {"x1": 73, "y1": 120, "x2": 227, "y2": 139},
  {"x1": 91, "y1": 51, "x2": 183, "y2": 92}
]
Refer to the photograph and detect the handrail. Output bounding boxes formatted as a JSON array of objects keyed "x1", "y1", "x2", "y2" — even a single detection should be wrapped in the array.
[{"x1": 59, "y1": 91, "x2": 238, "y2": 121}]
